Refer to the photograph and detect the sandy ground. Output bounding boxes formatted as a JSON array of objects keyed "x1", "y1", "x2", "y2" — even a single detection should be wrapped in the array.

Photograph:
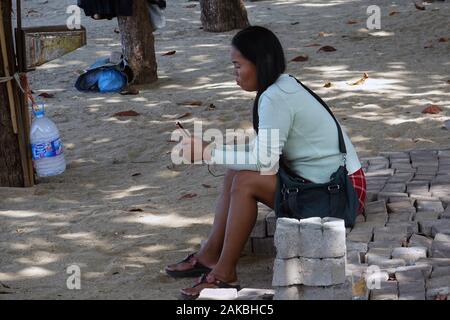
[{"x1": 0, "y1": 0, "x2": 449, "y2": 299}]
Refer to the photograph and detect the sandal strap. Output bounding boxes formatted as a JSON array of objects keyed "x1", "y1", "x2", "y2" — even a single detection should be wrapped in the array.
[{"x1": 181, "y1": 252, "x2": 198, "y2": 266}]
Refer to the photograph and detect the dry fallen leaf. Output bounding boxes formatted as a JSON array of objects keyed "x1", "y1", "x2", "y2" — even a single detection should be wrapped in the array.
[
  {"x1": 114, "y1": 28, "x2": 120, "y2": 34},
  {"x1": 179, "y1": 193, "x2": 197, "y2": 200},
  {"x1": 120, "y1": 88, "x2": 139, "y2": 95},
  {"x1": 113, "y1": 110, "x2": 140, "y2": 117},
  {"x1": 202, "y1": 184, "x2": 212, "y2": 188},
  {"x1": 422, "y1": 105, "x2": 443, "y2": 114},
  {"x1": 447, "y1": 80, "x2": 450, "y2": 84},
  {"x1": 207, "y1": 103, "x2": 216, "y2": 110},
  {"x1": 291, "y1": 22, "x2": 299, "y2": 25},
  {"x1": 438, "y1": 37, "x2": 449, "y2": 43},
  {"x1": 38, "y1": 92, "x2": 54, "y2": 98},
  {"x1": 324, "y1": 82, "x2": 333, "y2": 88},
  {"x1": 177, "y1": 112, "x2": 192, "y2": 119},
  {"x1": 162, "y1": 50, "x2": 176, "y2": 56},
  {"x1": 389, "y1": 11, "x2": 399, "y2": 16},
  {"x1": 318, "y1": 32, "x2": 326, "y2": 37},
  {"x1": 350, "y1": 72, "x2": 369, "y2": 86},
  {"x1": 347, "y1": 20, "x2": 358, "y2": 24},
  {"x1": 177, "y1": 100, "x2": 202, "y2": 106},
  {"x1": 131, "y1": 173, "x2": 141, "y2": 177},
  {"x1": 414, "y1": 1, "x2": 426, "y2": 10},
  {"x1": 317, "y1": 45, "x2": 337, "y2": 52},
  {"x1": 291, "y1": 55, "x2": 309, "y2": 62},
  {"x1": 128, "y1": 208, "x2": 143, "y2": 212}
]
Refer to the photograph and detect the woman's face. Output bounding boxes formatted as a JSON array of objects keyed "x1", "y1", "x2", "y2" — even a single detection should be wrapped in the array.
[{"x1": 231, "y1": 47, "x2": 258, "y2": 92}]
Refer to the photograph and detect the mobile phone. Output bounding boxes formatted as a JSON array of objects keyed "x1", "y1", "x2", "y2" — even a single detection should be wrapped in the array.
[{"x1": 175, "y1": 121, "x2": 190, "y2": 137}]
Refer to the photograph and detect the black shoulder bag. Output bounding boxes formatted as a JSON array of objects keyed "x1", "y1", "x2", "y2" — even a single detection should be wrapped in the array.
[{"x1": 274, "y1": 77, "x2": 359, "y2": 227}]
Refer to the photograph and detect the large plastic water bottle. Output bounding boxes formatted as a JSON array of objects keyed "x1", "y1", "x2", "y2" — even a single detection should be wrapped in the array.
[{"x1": 30, "y1": 103, "x2": 66, "y2": 177}]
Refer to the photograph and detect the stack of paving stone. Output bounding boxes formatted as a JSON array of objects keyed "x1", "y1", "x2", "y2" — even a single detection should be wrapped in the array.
[
  {"x1": 346, "y1": 148, "x2": 450, "y2": 300},
  {"x1": 245, "y1": 148, "x2": 450, "y2": 299},
  {"x1": 272, "y1": 217, "x2": 351, "y2": 300},
  {"x1": 243, "y1": 203, "x2": 277, "y2": 255}
]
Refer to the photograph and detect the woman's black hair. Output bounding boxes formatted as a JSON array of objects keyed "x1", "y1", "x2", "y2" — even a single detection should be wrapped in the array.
[{"x1": 231, "y1": 26, "x2": 286, "y2": 133}]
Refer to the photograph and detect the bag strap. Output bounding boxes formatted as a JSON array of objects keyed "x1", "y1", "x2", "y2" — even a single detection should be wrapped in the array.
[{"x1": 289, "y1": 75, "x2": 347, "y2": 156}]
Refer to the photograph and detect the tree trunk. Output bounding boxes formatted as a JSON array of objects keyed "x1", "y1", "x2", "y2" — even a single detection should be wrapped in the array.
[
  {"x1": 118, "y1": 0, "x2": 157, "y2": 85},
  {"x1": 0, "y1": 0, "x2": 24, "y2": 187},
  {"x1": 200, "y1": 0, "x2": 249, "y2": 32}
]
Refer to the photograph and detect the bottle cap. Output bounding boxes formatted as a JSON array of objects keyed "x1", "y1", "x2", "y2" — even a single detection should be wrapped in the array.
[{"x1": 33, "y1": 104, "x2": 45, "y2": 118}]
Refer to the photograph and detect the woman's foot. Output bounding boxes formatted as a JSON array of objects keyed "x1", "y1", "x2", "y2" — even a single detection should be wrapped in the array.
[
  {"x1": 165, "y1": 253, "x2": 212, "y2": 278},
  {"x1": 180, "y1": 272, "x2": 240, "y2": 300}
]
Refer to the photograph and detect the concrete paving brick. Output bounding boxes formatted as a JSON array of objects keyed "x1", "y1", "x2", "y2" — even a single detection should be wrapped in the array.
[
  {"x1": 373, "y1": 226, "x2": 408, "y2": 242},
  {"x1": 416, "y1": 200, "x2": 444, "y2": 213},
  {"x1": 370, "y1": 281, "x2": 398, "y2": 300},
  {"x1": 274, "y1": 218, "x2": 300, "y2": 259},
  {"x1": 435, "y1": 233, "x2": 450, "y2": 242},
  {"x1": 298, "y1": 217, "x2": 346, "y2": 258},
  {"x1": 300, "y1": 257, "x2": 346, "y2": 286},
  {"x1": 273, "y1": 286, "x2": 299, "y2": 300},
  {"x1": 426, "y1": 275, "x2": 450, "y2": 299},
  {"x1": 406, "y1": 182, "x2": 429, "y2": 195},
  {"x1": 346, "y1": 241, "x2": 368, "y2": 253},
  {"x1": 414, "y1": 211, "x2": 441, "y2": 221},
  {"x1": 388, "y1": 212, "x2": 414, "y2": 223},
  {"x1": 266, "y1": 211, "x2": 277, "y2": 237},
  {"x1": 272, "y1": 258, "x2": 302, "y2": 287},
  {"x1": 416, "y1": 258, "x2": 450, "y2": 268},
  {"x1": 387, "y1": 201, "x2": 416, "y2": 213},
  {"x1": 399, "y1": 281, "x2": 425, "y2": 297},
  {"x1": 399, "y1": 292, "x2": 426, "y2": 300},
  {"x1": 431, "y1": 220, "x2": 450, "y2": 237},
  {"x1": 395, "y1": 269, "x2": 425, "y2": 283},
  {"x1": 365, "y1": 213, "x2": 388, "y2": 224},
  {"x1": 368, "y1": 240, "x2": 404, "y2": 250},
  {"x1": 297, "y1": 279, "x2": 353, "y2": 300},
  {"x1": 347, "y1": 230, "x2": 373, "y2": 243},
  {"x1": 376, "y1": 192, "x2": 409, "y2": 203},
  {"x1": 373, "y1": 259, "x2": 407, "y2": 269},
  {"x1": 385, "y1": 222, "x2": 417, "y2": 238},
  {"x1": 431, "y1": 266, "x2": 450, "y2": 278},
  {"x1": 252, "y1": 237, "x2": 276, "y2": 256},
  {"x1": 364, "y1": 200, "x2": 387, "y2": 215},
  {"x1": 365, "y1": 247, "x2": 393, "y2": 265},
  {"x1": 346, "y1": 250, "x2": 363, "y2": 265},
  {"x1": 391, "y1": 247, "x2": 427, "y2": 265},
  {"x1": 408, "y1": 234, "x2": 433, "y2": 253},
  {"x1": 198, "y1": 288, "x2": 238, "y2": 300},
  {"x1": 382, "y1": 183, "x2": 406, "y2": 193},
  {"x1": 365, "y1": 169, "x2": 393, "y2": 177},
  {"x1": 431, "y1": 238, "x2": 450, "y2": 258},
  {"x1": 250, "y1": 213, "x2": 268, "y2": 238},
  {"x1": 418, "y1": 220, "x2": 440, "y2": 237},
  {"x1": 365, "y1": 191, "x2": 378, "y2": 202},
  {"x1": 394, "y1": 264, "x2": 433, "y2": 279},
  {"x1": 236, "y1": 288, "x2": 275, "y2": 300}
]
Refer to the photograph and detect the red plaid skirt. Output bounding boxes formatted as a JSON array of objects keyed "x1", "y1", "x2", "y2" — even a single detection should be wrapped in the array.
[{"x1": 348, "y1": 168, "x2": 366, "y2": 215}]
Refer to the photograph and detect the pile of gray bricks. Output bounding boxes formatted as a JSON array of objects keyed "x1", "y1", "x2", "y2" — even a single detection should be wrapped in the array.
[
  {"x1": 244, "y1": 148, "x2": 450, "y2": 300},
  {"x1": 272, "y1": 217, "x2": 351, "y2": 300}
]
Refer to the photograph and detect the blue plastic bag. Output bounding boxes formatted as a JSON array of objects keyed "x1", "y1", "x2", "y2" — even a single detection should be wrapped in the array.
[{"x1": 75, "y1": 54, "x2": 132, "y2": 93}]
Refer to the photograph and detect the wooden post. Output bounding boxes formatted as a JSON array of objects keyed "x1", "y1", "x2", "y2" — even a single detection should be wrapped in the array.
[{"x1": 0, "y1": 0, "x2": 33, "y2": 187}]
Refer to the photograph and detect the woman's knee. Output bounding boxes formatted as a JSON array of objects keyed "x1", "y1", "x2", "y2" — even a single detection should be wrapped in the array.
[{"x1": 230, "y1": 171, "x2": 254, "y2": 195}]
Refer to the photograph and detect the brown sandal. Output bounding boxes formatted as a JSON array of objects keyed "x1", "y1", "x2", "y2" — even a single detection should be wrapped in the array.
[
  {"x1": 180, "y1": 273, "x2": 240, "y2": 300},
  {"x1": 165, "y1": 253, "x2": 212, "y2": 278}
]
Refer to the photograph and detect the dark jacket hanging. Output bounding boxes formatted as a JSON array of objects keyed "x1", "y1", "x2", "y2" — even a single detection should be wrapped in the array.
[{"x1": 77, "y1": 0, "x2": 133, "y2": 19}]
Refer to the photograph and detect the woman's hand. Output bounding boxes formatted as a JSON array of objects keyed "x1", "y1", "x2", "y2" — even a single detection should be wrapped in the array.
[{"x1": 181, "y1": 136, "x2": 214, "y2": 163}]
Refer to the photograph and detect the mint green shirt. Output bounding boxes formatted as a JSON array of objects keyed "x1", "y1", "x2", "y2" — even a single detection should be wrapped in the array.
[{"x1": 211, "y1": 74, "x2": 361, "y2": 183}]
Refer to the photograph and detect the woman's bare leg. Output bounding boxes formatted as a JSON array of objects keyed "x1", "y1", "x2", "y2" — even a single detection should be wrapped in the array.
[
  {"x1": 181, "y1": 170, "x2": 276, "y2": 295},
  {"x1": 166, "y1": 169, "x2": 238, "y2": 272}
]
